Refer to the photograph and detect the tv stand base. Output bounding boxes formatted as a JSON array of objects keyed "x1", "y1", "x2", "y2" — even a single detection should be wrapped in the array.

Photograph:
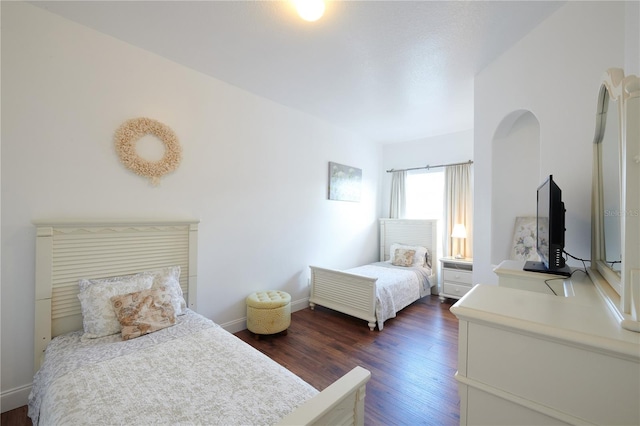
[{"x1": 523, "y1": 260, "x2": 572, "y2": 277}]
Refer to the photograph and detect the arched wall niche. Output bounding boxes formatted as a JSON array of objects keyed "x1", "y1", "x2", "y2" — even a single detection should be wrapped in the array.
[{"x1": 491, "y1": 109, "x2": 541, "y2": 265}]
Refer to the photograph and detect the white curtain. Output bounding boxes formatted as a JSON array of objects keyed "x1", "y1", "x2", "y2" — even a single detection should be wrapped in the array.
[
  {"x1": 389, "y1": 171, "x2": 406, "y2": 219},
  {"x1": 444, "y1": 164, "x2": 473, "y2": 258}
]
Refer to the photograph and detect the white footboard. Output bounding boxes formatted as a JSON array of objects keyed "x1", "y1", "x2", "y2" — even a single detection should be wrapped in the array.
[
  {"x1": 308, "y1": 266, "x2": 377, "y2": 331},
  {"x1": 277, "y1": 366, "x2": 371, "y2": 426}
]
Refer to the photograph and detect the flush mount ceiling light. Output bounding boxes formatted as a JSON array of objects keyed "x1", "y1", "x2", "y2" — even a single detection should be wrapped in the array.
[{"x1": 293, "y1": 0, "x2": 325, "y2": 22}]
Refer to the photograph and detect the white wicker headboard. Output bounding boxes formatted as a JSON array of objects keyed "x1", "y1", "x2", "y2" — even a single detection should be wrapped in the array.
[
  {"x1": 34, "y1": 220, "x2": 199, "y2": 371},
  {"x1": 379, "y1": 218, "x2": 439, "y2": 275}
]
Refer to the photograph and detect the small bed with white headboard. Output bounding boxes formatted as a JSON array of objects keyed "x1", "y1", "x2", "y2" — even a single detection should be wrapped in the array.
[
  {"x1": 309, "y1": 219, "x2": 438, "y2": 331},
  {"x1": 29, "y1": 220, "x2": 370, "y2": 425}
]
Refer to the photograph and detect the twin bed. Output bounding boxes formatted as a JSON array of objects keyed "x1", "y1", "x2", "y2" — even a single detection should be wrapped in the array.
[
  {"x1": 29, "y1": 221, "x2": 370, "y2": 425},
  {"x1": 309, "y1": 219, "x2": 438, "y2": 331},
  {"x1": 29, "y1": 219, "x2": 436, "y2": 423}
]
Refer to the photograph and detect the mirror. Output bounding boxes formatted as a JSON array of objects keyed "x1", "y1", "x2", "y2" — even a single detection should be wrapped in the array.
[
  {"x1": 590, "y1": 68, "x2": 640, "y2": 332},
  {"x1": 592, "y1": 74, "x2": 623, "y2": 295},
  {"x1": 599, "y1": 89, "x2": 622, "y2": 274}
]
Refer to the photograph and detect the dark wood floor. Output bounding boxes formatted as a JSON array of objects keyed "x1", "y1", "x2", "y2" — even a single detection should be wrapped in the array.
[
  {"x1": 238, "y1": 294, "x2": 460, "y2": 425},
  {"x1": 0, "y1": 406, "x2": 31, "y2": 426},
  {"x1": 2, "y1": 295, "x2": 459, "y2": 426}
]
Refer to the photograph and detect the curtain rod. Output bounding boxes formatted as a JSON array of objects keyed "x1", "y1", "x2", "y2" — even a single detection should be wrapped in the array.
[{"x1": 386, "y1": 160, "x2": 473, "y2": 173}]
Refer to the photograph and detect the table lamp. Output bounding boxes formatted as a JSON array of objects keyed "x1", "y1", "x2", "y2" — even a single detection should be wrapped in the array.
[{"x1": 451, "y1": 224, "x2": 467, "y2": 259}]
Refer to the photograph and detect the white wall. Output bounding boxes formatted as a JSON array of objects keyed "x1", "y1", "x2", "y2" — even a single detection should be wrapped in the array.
[
  {"x1": 380, "y1": 129, "x2": 474, "y2": 216},
  {"x1": 1, "y1": 2, "x2": 381, "y2": 410},
  {"x1": 474, "y1": 1, "x2": 630, "y2": 285},
  {"x1": 491, "y1": 111, "x2": 540, "y2": 264}
]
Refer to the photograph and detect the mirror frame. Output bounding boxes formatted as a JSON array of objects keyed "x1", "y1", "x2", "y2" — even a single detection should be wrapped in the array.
[{"x1": 590, "y1": 68, "x2": 640, "y2": 332}]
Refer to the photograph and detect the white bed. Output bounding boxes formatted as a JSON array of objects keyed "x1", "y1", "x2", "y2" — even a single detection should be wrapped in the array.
[
  {"x1": 309, "y1": 219, "x2": 438, "y2": 331},
  {"x1": 29, "y1": 221, "x2": 370, "y2": 425}
]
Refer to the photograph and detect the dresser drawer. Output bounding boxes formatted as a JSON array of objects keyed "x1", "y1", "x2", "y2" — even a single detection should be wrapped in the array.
[
  {"x1": 443, "y1": 269, "x2": 472, "y2": 285},
  {"x1": 443, "y1": 282, "x2": 472, "y2": 297}
]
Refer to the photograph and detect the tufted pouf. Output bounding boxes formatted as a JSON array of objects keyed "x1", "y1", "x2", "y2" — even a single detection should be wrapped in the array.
[{"x1": 246, "y1": 290, "x2": 291, "y2": 336}]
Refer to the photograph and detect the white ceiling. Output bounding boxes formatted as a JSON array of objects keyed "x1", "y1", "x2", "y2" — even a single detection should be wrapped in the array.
[{"x1": 30, "y1": 0, "x2": 564, "y2": 144}]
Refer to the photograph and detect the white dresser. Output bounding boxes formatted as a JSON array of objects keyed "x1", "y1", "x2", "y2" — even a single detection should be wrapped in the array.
[
  {"x1": 439, "y1": 257, "x2": 473, "y2": 301},
  {"x1": 451, "y1": 276, "x2": 639, "y2": 425}
]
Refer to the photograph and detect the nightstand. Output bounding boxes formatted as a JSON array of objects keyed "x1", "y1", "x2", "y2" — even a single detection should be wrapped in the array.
[{"x1": 439, "y1": 257, "x2": 473, "y2": 301}]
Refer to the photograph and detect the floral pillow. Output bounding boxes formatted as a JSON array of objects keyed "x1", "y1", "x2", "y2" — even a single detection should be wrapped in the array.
[
  {"x1": 389, "y1": 243, "x2": 428, "y2": 267},
  {"x1": 111, "y1": 287, "x2": 176, "y2": 340},
  {"x1": 77, "y1": 275, "x2": 154, "y2": 339},
  {"x1": 392, "y1": 248, "x2": 416, "y2": 267}
]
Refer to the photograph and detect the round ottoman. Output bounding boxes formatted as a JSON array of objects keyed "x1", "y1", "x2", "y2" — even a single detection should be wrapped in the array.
[{"x1": 246, "y1": 290, "x2": 291, "y2": 337}]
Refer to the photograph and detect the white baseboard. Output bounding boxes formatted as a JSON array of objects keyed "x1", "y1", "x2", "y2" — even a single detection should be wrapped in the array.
[
  {"x1": 291, "y1": 297, "x2": 310, "y2": 313},
  {"x1": 221, "y1": 317, "x2": 247, "y2": 334},
  {"x1": 1, "y1": 383, "x2": 31, "y2": 413},
  {"x1": 220, "y1": 297, "x2": 309, "y2": 333}
]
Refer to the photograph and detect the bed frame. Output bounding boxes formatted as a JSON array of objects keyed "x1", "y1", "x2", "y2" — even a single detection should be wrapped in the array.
[
  {"x1": 34, "y1": 220, "x2": 370, "y2": 426},
  {"x1": 309, "y1": 219, "x2": 439, "y2": 331}
]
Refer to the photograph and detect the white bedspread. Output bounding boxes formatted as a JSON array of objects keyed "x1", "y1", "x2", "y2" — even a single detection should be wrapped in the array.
[
  {"x1": 346, "y1": 262, "x2": 431, "y2": 330},
  {"x1": 29, "y1": 310, "x2": 318, "y2": 425}
]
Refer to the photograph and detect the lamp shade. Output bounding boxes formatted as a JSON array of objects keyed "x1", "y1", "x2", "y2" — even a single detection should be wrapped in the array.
[{"x1": 451, "y1": 224, "x2": 467, "y2": 239}]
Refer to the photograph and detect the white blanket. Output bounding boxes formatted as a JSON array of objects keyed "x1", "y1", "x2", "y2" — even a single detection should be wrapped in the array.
[
  {"x1": 29, "y1": 310, "x2": 318, "y2": 425},
  {"x1": 346, "y1": 262, "x2": 431, "y2": 330}
]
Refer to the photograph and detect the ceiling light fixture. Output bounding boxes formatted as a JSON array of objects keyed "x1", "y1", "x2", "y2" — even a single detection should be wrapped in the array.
[{"x1": 293, "y1": 0, "x2": 325, "y2": 22}]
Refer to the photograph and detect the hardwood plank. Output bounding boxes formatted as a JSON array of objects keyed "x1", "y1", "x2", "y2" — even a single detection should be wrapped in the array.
[
  {"x1": 1, "y1": 405, "x2": 31, "y2": 426},
  {"x1": 5, "y1": 295, "x2": 459, "y2": 426},
  {"x1": 235, "y1": 295, "x2": 460, "y2": 426}
]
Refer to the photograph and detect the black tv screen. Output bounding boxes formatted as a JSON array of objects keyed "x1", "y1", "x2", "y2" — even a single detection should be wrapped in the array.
[{"x1": 523, "y1": 175, "x2": 571, "y2": 277}]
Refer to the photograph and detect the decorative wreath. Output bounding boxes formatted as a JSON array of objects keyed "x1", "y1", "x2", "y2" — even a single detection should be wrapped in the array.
[{"x1": 114, "y1": 117, "x2": 182, "y2": 185}]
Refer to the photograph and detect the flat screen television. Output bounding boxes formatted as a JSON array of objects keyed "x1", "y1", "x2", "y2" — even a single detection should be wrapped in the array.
[{"x1": 523, "y1": 175, "x2": 572, "y2": 277}]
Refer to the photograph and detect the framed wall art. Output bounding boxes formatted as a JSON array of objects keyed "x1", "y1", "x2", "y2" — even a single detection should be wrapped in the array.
[
  {"x1": 328, "y1": 162, "x2": 362, "y2": 202},
  {"x1": 510, "y1": 216, "x2": 540, "y2": 261}
]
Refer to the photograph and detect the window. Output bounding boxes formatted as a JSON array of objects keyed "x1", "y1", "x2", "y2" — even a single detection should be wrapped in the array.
[{"x1": 405, "y1": 170, "x2": 444, "y2": 220}]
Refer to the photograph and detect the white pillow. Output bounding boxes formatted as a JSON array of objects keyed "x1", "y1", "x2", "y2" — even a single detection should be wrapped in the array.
[
  {"x1": 149, "y1": 266, "x2": 186, "y2": 316},
  {"x1": 79, "y1": 266, "x2": 186, "y2": 316},
  {"x1": 78, "y1": 274, "x2": 154, "y2": 339},
  {"x1": 78, "y1": 271, "x2": 150, "y2": 292},
  {"x1": 389, "y1": 243, "x2": 428, "y2": 267}
]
